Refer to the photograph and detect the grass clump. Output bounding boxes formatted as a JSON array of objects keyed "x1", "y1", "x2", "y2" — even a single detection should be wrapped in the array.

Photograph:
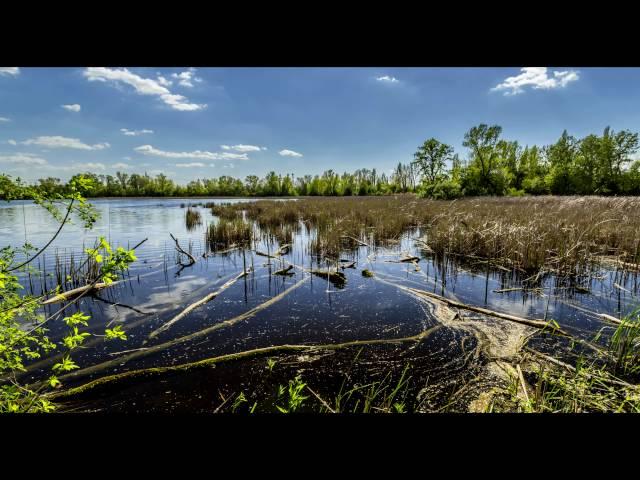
[
  {"x1": 206, "y1": 218, "x2": 252, "y2": 251},
  {"x1": 185, "y1": 207, "x2": 202, "y2": 231}
]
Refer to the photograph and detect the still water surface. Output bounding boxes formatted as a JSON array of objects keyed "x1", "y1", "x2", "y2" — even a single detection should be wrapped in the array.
[{"x1": 2, "y1": 198, "x2": 637, "y2": 411}]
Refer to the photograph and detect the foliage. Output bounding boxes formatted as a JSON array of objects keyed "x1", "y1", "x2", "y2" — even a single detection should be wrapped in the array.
[
  {"x1": 4, "y1": 124, "x2": 640, "y2": 199},
  {"x1": 0, "y1": 175, "x2": 136, "y2": 413},
  {"x1": 417, "y1": 179, "x2": 463, "y2": 200}
]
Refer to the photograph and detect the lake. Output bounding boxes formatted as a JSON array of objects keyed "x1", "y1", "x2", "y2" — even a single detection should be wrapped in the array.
[{"x1": 3, "y1": 197, "x2": 638, "y2": 412}]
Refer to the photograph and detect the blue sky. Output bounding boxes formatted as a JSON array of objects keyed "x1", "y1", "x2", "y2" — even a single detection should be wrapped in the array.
[{"x1": 1, "y1": 67, "x2": 640, "y2": 183}]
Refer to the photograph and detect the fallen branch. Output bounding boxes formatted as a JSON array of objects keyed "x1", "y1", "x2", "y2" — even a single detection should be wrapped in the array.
[
  {"x1": 411, "y1": 237, "x2": 434, "y2": 253},
  {"x1": 170, "y1": 233, "x2": 196, "y2": 265},
  {"x1": 40, "y1": 275, "x2": 312, "y2": 388},
  {"x1": 203, "y1": 245, "x2": 238, "y2": 257},
  {"x1": 516, "y1": 364, "x2": 530, "y2": 404},
  {"x1": 273, "y1": 265, "x2": 294, "y2": 276},
  {"x1": 306, "y1": 386, "x2": 336, "y2": 413},
  {"x1": 371, "y1": 275, "x2": 569, "y2": 336},
  {"x1": 403, "y1": 286, "x2": 569, "y2": 335},
  {"x1": 598, "y1": 313, "x2": 640, "y2": 328},
  {"x1": 41, "y1": 281, "x2": 121, "y2": 305},
  {"x1": 91, "y1": 294, "x2": 155, "y2": 315},
  {"x1": 255, "y1": 250, "x2": 280, "y2": 259},
  {"x1": 47, "y1": 325, "x2": 442, "y2": 400},
  {"x1": 146, "y1": 268, "x2": 251, "y2": 341},
  {"x1": 339, "y1": 261, "x2": 356, "y2": 269},
  {"x1": 309, "y1": 269, "x2": 346, "y2": 286},
  {"x1": 524, "y1": 347, "x2": 639, "y2": 390},
  {"x1": 341, "y1": 235, "x2": 368, "y2": 247}
]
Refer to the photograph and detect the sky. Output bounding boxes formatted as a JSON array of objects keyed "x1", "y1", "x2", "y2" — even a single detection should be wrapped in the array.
[{"x1": 1, "y1": 66, "x2": 640, "y2": 183}]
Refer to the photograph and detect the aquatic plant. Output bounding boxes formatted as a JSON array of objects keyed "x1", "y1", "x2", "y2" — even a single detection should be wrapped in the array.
[
  {"x1": 206, "y1": 218, "x2": 252, "y2": 251},
  {"x1": 185, "y1": 207, "x2": 202, "y2": 231},
  {"x1": 211, "y1": 195, "x2": 640, "y2": 274}
]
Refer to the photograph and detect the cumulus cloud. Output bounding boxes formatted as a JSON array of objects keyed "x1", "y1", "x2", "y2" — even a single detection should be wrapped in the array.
[
  {"x1": 491, "y1": 67, "x2": 580, "y2": 96},
  {"x1": 83, "y1": 67, "x2": 206, "y2": 111},
  {"x1": 21, "y1": 136, "x2": 110, "y2": 150},
  {"x1": 278, "y1": 149, "x2": 303, "y2": 158},
  {"x1": 121, "y1": 128, "x2": 154, "y2": 136},
  {"x1": 174, "y1": 162, "x2": 206, "y2": 168},
  {"x1": 62, "y1": 104, "x2": 81, "y2": 112},
  {"x1": 113, "y1": 162, "x2": 132, "y2": 169},
  {"x1": 71, "y1": 162, "x2": 106, "y2": 171},
  {"x1": 0, "y1": 67, "x2": 20, "y2": 76},
  {"x1": 0, "y1": 117, "x2": 10, "y2": 122},
  {"x1": 0, "y1": 153, "x2": 47, "y2": 165},
  {"x1": 7, "y1": 139, "x2": 17, "y2": 145},
  {"x1": 156, "y1": 75, "x2": 173, "y2": 87},
  {"x1": 171, "y1": 68, "x2": 203, "y2": 88},
  {"x1": 376, "y1": 75, "x2": 399, "y2": 83},
  {"x1": 134, "y1": 144, "x2": 248, "y2": 160},
  {"x1": 221, "y1": 144, "x2": 266, "y2": 152}
]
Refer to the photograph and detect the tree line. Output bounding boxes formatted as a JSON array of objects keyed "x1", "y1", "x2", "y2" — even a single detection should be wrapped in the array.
[{"x1": 3, "y1": 124, "x2": 640, "y2": 199}]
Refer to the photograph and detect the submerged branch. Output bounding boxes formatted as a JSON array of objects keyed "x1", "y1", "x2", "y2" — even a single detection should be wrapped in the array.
[
  {"x1": 48, "y1": 325, "x2": 442, "y2": 400},
  {"x1": 146, "y1": 268, "x2": 251, "y2": 341},
  {"x1": 170, "y1": 233, "x2": 196, "y2": 265},
  {"x1": 37, "y1": 275, "x2": 312, "y2": 388}
]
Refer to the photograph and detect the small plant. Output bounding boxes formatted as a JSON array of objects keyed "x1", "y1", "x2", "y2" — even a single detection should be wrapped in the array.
[
  {"x1": 276, "y1": 375, "x2": 308, "y2": 413},
  {"x1": 266, "y1": 358, "x2": 277, "y2": 373},
  {"x1": 231, "y1": 392, "x2": 248, "y2": 413}
]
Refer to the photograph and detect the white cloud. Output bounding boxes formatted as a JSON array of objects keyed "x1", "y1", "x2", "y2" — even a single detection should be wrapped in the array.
[
  {"x1": 72, "y1": 162, "x2": 106, "y2": 171},
  {"x1": 376, "y1": 75, "x2": 399, "y2": 83},
  {"x1": 134, "y1": 144, "x2": 248, "y2": 160},
  {"x1": 135, "y1": 145, "x2": 216, "y2": 160},
  {"x1": 21, "y1": 136, "x2": 110, "y2": 150},
  {"x1": 83, "y1": 67, "x2": 206, "y2": 111},
  {"x1": 123, "y1": 156, "x2": 132, "y2": 161},
  {"x1": 0, "y1": 67, "x2": 20, "y2": 76},
  {"x1": 0, "y1": 117, "x2": 10, "y2": 122},
  {"x1": 7, "y1": 139, "x2": 17, "y2": 145},
  {"x1": 218, "y1": 152, "x2": 249, "y2": 160},
  {"x1": 0, "y1": 153, "x2": 47, "y2": 165},
  {"x1": 156, "y1": 75, "x2": 173, "y2": 87},
  {"x1": 278, "y1": 149, "x2": 303, "y2": 158},
  {"x1": 62, "y1": 104, "x2": 81, "y2": 112},
  {"x1": 171, "y1": 68, "x2": 203, "y2": 88},
  {"x1": 174, "y1": 162, "x2": 206, "y2": 168},
  {"x1": 113, "y1": 162, "x2": 132, "y2": 169},
  {"x1": 121, "y1": 128, "x2": 154, "y2": 136},
  {"x1": 221, "y1": 144, "x2": 266, "y2": 152},
  {"x1": 491, "y1": 67, "x2": 580, "y2": 96}
]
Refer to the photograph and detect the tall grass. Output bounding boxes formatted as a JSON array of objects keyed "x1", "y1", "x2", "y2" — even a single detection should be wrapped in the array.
[
  {"x1": 206, "y1": 218, "x2": 252, "y2": 251},
  {"x1": 211, "y1": 195, "x2": 640, "y2": 273},
  {"x1": 185, "y1": 207, "x2": 202, "y2": 231}
]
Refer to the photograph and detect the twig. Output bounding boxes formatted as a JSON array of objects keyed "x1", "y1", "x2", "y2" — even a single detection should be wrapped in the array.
[
  {"x1": 146, "y1": 268, "x2": 251, "y2": 340},
  {"x1": 306, "y1": 385, "x2": 336, "y2": 413},
  {"x1": 170, "y1": 233, "x2": 196, "y2": 265}
]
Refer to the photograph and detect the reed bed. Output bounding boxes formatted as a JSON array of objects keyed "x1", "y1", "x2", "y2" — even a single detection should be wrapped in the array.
[
  {"x1": 185, "y1": 207, "x2": 202, "y2": 231},
  {"x1": 206, "y1": 218, "x2": 252, "y2": 251},
  {"x1": 211, "y1": 195, "x2": 640, "y2": 273}
]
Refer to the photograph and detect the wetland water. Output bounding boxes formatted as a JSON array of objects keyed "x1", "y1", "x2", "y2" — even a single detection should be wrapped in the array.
[{"x1": 2, "y1": 198, "x2": 639, "y2": 412}]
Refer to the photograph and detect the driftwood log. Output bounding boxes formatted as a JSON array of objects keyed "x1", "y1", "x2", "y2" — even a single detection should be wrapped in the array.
[{"x1": 147, "y1": 268, "x2": 251, "y2": 340}]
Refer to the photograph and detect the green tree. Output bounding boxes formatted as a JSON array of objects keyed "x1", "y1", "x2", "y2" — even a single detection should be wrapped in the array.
[
  {"x1": 412, "y1": 139, "x2": 454, "y2": 184},
  {"x1": 461, "y1": 124, "x2": 506, "y2": 195}
]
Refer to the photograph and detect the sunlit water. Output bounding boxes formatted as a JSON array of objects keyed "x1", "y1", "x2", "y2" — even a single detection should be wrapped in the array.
[{"x1": 2, "y1": 198, "x2": 638, "y2": 412}]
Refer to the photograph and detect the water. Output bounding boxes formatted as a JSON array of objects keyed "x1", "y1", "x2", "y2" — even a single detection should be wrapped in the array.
[{"x1": 2, "y1": 198, "x2": 638, "y2": 412}]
